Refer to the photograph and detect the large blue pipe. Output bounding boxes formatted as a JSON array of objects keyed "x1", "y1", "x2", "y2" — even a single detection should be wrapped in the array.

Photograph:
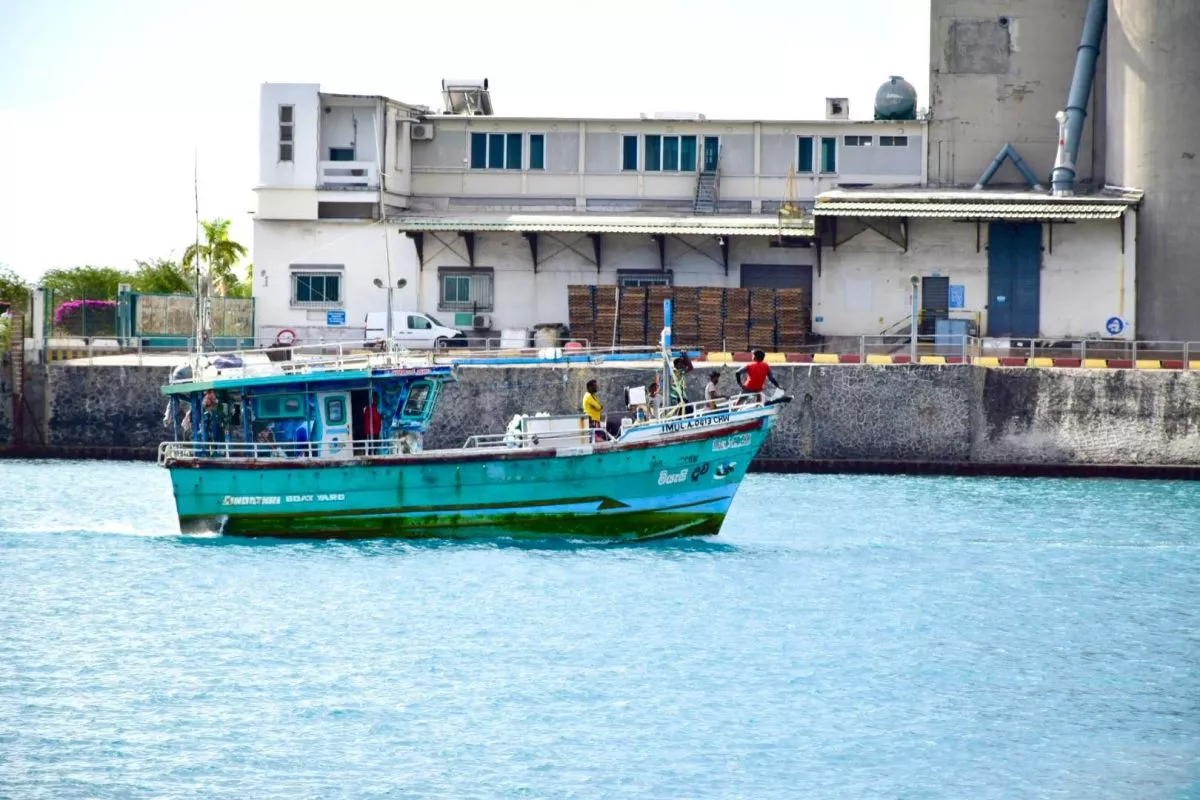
[{"x1": 1051, "y1": 0, "x2": 1107, "y2": 195}]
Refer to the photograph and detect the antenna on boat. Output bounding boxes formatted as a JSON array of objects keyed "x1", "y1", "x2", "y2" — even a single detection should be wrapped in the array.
[
  {"x1": 373, "y1": 106, "x2": 396, "y2": 357},
  {"x1": 193, "y1": 149, "x2": 204, "y2": 356}
]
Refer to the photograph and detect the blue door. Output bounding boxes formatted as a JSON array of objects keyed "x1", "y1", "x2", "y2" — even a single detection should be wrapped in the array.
[
  {"x1": 987, "y1": 222, "x2": 1042, "y2": 337},
  {"x1": 702, "y1": 136, "x2": 720, "y2": 171}
]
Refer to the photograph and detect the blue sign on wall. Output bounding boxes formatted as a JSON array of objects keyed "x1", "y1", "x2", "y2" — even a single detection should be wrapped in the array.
[
  {"x1": 1105, "y1": 316, "x2": 1126, "y2": 336},
  {"x1": 326, "y1": 310, "x2": 347, "y2": 326},
  {"x1": 948, "y1": 284, "x2": 966, "y2": 309}
]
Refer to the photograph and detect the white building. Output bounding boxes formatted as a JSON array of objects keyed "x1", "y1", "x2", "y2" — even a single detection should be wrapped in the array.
[{"x1": 253, "y1": 71, "x2": 1141, "y2": 350}]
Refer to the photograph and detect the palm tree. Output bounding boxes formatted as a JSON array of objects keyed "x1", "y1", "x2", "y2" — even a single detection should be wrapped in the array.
[{"x1": 182, "y1": 218, "x2": 249, "y2": 296}]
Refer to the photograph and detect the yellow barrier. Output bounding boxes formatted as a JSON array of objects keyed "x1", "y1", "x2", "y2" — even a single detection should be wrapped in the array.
[{"x1": 813, "y1": 353, "x2": 840, "y2": 364}]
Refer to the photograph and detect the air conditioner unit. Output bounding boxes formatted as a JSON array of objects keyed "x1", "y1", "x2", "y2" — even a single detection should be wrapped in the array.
[
  {"x1": 826, "y1": 97, "x2": 849, "y2": 120},
  {"x1": 410, "y1": 123, "x2": 435, "y2": 140},
  {"x1": 471, "y1": 313, "x2": 492, "y2": 330}
]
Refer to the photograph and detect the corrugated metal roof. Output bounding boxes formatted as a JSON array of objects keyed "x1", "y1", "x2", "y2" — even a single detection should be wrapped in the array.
[
  {"x1": 813, "y1": 202, "x2": 1127, "y2": 220},
  {"x1": 391, "y1": 215, "x2": 816, "y2": 236}
]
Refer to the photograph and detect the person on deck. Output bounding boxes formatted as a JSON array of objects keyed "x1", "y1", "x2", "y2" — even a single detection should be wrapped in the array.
[
  {"x1": 583, "y1": 379, "x2": 604, "y2": 441},
  {"x1": 363, "y1": 392, "x2": 382, "y2": 455},
  {"x1": 663, "y1": 354, "x2": 693, "y2": 416},
  {"x1": 704, "y1": 371, "x2": 725, "y2": 409},
  {"x1": 736, "y1": 350, "x2": 781, "y2": 402}
]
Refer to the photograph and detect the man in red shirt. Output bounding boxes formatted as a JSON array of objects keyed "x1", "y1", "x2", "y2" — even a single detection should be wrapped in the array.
[
  {"x1": 736, "y1": 349, "x2": 781, "y2": 401},
  {"x1": 363, "y1": 392, "x2": 382, "y2": 454}
]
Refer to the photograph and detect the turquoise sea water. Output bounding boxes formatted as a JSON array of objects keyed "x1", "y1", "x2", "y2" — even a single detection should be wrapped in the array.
[{"x1": 1, "y1": 460, "x2": 1198, "y2": 799}]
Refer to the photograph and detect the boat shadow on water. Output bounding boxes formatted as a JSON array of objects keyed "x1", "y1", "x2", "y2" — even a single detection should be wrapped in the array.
[{"x1": 173, "y1": 532, "x2": 741, "y2": 555}]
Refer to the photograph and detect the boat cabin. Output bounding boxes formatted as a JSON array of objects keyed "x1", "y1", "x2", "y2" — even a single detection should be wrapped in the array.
[{"x1": 162, "y1": 358, "x2": 456, "y2": 459}]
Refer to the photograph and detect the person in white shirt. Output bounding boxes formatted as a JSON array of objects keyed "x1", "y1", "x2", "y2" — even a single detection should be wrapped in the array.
[{"x1": 704, "y1": 371, "x2": 725, "y2": 409}]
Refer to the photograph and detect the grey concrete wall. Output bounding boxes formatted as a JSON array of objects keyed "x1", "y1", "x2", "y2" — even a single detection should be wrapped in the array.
[
  {"x1": 16, "y1": 363, "x2": 1200, "y2": 469},
  {"x1": 839, "y1": 136, "x2": 924, "y2": 176},
  {"x1": 0, "y1": 355, "x2": 12, "y2": 446},
  {"x1": 411, "y1": 129, "x2": 466, "y2": 169},
  {"x1": 1108, "y1": 0, "x2": 1200, "y2": 340},
  {"x1": 44, "y1": 365, "x2": 172, "y2": 450},
  {"x1": 585, "y1": 133, "x2": 620, "y2": 172},
  {"x1": 545, "y1": 133, "x2": 579, "y2": 174},
  {"x1": 718, "y1": 135, "x2": 755, "y2": 175},
  {"x1": 929, "y1": 0, "x2": 1104, "y2": 188}
]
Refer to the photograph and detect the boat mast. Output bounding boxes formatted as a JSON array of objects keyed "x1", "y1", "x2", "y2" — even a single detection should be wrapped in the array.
[
  {"x1": 661, "y1": 298, "x2": 672, "y2": 405},
  {"x1": 192, "y1": 150, "x2": 205, "y2": 356}
]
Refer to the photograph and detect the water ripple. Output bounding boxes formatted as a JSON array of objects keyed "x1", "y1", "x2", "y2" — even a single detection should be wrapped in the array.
[{"x1": 1, "y1": 461, "x2": 1199, "y2": 799}]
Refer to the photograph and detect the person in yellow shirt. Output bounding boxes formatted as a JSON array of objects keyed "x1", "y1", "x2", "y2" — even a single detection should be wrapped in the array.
[{"x1": 583, "y1": 379, "x2": 604, "y2": 439}]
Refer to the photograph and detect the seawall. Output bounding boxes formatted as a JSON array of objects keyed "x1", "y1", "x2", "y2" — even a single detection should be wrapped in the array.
[{"x1": 5, "y1": 363, "x2": 1200, "y2": 475}]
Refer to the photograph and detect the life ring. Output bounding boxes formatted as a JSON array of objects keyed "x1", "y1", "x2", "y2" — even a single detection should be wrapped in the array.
[{"x1": 274, "y1": 328, "x2": 297, "y2": 346}]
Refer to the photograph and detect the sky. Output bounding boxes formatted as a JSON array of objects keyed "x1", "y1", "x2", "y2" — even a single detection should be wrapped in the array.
[{"x1": 0, "y1": 0, "x2": 931, "y2": 283}]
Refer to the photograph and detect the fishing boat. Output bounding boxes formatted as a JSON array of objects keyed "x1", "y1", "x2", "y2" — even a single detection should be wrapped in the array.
[{"x1": 157, "y1": 305, "x2": 787, "y2": 540}]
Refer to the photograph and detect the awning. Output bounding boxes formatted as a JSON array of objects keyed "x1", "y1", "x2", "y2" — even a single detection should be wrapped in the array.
[
  {"x1": 389, "y1": 213, "x2": 815, "y2": 237},
  {"x1": 813, "y1": 187, "x2": 1142, "y2": 221}
]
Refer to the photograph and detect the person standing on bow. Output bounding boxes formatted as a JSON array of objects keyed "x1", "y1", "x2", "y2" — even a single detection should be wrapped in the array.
[{"x1": 736, "y1": 349, "x2": 781, "y2": 402}]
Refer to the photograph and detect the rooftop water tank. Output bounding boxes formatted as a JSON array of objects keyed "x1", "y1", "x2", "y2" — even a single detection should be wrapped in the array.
[{"x1": 874, "y1": 76, "x2": 918, "y2": 121}]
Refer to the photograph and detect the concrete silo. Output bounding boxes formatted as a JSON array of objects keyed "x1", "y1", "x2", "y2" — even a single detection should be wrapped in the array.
[{"x1": 1106, "y1": 0, "x2": 1200, "y2": 341}]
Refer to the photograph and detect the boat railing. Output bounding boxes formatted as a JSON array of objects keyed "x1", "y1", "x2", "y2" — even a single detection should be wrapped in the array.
[
  {"x1": 461, "y1": 427, "x2": 614, "y2": 449},
  {"x1": 156, "y1": 436, "x2": 435, "y2": 463},
  {"x1": 632, "y1": 391, "x2": 777, "y2": 424}
]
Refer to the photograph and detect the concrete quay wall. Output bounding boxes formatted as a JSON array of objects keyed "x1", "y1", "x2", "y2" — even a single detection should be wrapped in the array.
[{"x1": 5, "y1": 363, "x2": 1200, "y2": 472}]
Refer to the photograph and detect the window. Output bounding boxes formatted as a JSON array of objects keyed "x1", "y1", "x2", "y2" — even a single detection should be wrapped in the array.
[
  {"x1": 278, "y1": 105, "x2": 294, "y2": 162},
  {"x1": 529, "y1": 134, "x2": 545, "y2": 170},
  {"x1": 797, "y1": 137, "x2": 814, "y2": 173},
  {"x1": 879, "y1": 135, "x2": 909, "y2": 147},
  {"x1": 622, "y1": 135, "x2": 638, "y2": 170},
  {"x1": 255, "y1": 394, "x2": 305, "y2": 419},
  {"x1": 407, "y1": 315, "x2": 432, "y2": 330},
  {"x1": 324, "y1": 397, "x2": 346, "y2": 425},
  {"x1": 290, "y1": 270, "x2": 342, "y2": 308},
  {"x1": 617, "y1": 270, "x2": 673, "y2": 288},
  {"x1": 820, "y1": 136, "x2": 837, "y2": 173},
  {"x1": 402, "y1": 382, "x2": 434, "y2": 418},
  {"x1": 438, "y1": 269, "x2": 494, "y2": 312},
  {"x1": 469, "y1": 132, "x2": 525, "y2": 170},
  {"x1": 643, "y1": 134, "x2": 697, "y2": 172},
  {"x1": 329, "y1": 147, "x2": 355, "y2": 161},
  {"x1": 844, "y1": 135, "x2": 873, "y2": 147}
]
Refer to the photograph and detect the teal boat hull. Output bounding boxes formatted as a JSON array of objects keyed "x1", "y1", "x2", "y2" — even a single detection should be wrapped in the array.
[{"x1": 166, "y1": 418, "x2": 773, "y2": 540}]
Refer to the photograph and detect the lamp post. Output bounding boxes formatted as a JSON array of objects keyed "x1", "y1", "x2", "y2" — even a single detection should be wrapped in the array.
[{"x1": 373, "y1": 277, "x2": 408, "y2": 346}]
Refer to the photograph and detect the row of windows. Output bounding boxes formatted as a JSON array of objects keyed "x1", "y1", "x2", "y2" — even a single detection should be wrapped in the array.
[
  {"x1": 465, "y1": 131, "x2": 908, "y2": 174},
  {"x1": 289, "y1": 269, "x2": 496, "y2": 313},
  {"x1": 280, "y1": 106, "x2": 908, "y2": 174},
  {"x1": 469, "y1": 132, "x2": 545, "y2": 170},
  {"x1": 845, "y1": 135, "x2": 909, "y2": 147}
]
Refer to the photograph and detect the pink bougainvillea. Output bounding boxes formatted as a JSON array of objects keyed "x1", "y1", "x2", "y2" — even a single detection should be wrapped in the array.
[{"x1": 53, "y1": 299, "x2": 117, "y2": 336}]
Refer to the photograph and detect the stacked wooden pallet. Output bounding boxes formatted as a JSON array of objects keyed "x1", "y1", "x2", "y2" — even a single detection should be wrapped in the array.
[
  {"x1": 672, "y1": 287, "x2": 699, "y2": 348},
  {"x1": 776, "y1": 288, "x2": 807, "y2": 351},
  {"x1": 747, "y1": 288, "x2": 776, "y2": 352},
  {"x1": 567, "y1": 285, "x2": 595, "y2": 345},
  {"x1": 619, "y1": 286, "x2": 648, "y2": 346},
  {"x1": 698, "y1": 288, "x2": 725, "y2": 352},
  {"x1": 724, "y1": 288, "x2": 751, "y2": 351},
  {"x1": 593, "y1": 286, "x2": 618, "y2": 348}
]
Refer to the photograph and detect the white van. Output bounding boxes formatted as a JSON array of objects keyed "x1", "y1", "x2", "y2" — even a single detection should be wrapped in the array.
[{"x1": 364, "y1": 311, "x2": 467, "y2": 349}]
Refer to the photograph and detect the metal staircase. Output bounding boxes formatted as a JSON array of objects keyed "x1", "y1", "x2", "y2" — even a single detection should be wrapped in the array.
[
  {"x1": 693, "y1": 145, "x2": 721, "y2": 214},
  {"x1": 693, "y1": 172, "x2": 718, "y2": 213}
]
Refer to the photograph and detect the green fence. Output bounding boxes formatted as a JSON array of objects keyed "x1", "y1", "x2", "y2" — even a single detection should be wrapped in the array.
[
  {"x1": 45, "y1": 289, "x2": 254, "y2": 349},
  {"x1": 123, "y1": 292, "x2": 255, "y2": 349}
]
